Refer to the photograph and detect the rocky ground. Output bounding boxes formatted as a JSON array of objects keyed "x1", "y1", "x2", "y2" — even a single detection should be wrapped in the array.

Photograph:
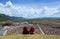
[{"x1": 1, "y1": 22, "x2": 60, "y2": 35}]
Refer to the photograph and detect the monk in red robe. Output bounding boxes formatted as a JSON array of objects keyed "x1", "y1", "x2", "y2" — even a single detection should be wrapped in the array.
[
  {"x1": 29, "y1": 27, "x2": 35, "y2": 34},
  {"x1": 23, "y1": 26, "x2": 29, "y2": 34}
]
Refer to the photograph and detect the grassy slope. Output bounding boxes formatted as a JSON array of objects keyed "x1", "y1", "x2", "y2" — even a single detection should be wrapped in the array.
[{"x1": 0, "y1": 34, "x2": 60, "y2": 39}]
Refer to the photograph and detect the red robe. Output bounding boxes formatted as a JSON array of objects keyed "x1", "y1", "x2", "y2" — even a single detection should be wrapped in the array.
[
  {"x1": 23, "y1": 26, "x2": 29, "y2": 34},
  {"x1": 29, "y1": 27, "x2": 35, "y2": 34}
]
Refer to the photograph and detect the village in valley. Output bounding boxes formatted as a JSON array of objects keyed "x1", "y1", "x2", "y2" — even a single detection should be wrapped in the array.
[{"x1": 0, "y1": 21, "x2": 60, "y2": 36}]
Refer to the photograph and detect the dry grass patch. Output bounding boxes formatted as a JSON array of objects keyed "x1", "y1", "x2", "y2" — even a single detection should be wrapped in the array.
[{"x1": 0, "y1": 34, "x2": 60, "y2": 39}]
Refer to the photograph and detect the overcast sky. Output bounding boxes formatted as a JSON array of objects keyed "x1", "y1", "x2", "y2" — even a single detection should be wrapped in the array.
[{"x1": 0, "y1": 0, "x2": 60, "y2": 18}]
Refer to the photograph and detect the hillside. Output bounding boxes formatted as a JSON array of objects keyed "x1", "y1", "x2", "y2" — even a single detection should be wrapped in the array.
[
  {"x1": 0, "y1": 14, "x2": 25, "y2": 21},
  {"x1": 0, "y1": 14, "x2": 9, "y2": 21}
]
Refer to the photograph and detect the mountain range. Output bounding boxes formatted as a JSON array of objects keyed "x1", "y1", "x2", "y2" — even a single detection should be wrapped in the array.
[
  {"x1": 0, "y1": 14, "x2": 60, "y2": 22},
  {"x1": 0, "y1": 14, "x2": 25, "y2": 21}
]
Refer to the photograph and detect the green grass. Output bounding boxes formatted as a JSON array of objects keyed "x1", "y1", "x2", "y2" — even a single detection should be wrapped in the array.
[
  {"x1": 22, "y1": 19, "x2": 60, "y2": 23},
  {"x1": 0, "y1": 34, "x2": 60, "y2": 39}
]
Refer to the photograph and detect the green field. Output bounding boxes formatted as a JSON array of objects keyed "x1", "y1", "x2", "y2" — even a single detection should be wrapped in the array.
[{"x1": 0, "y1": 34, "x2": 60, "y2": 39}]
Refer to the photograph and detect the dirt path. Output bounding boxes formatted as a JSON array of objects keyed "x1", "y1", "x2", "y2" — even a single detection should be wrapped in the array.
[{"x1": 36, "y1": 24, "x2": 45, "y2": 34}]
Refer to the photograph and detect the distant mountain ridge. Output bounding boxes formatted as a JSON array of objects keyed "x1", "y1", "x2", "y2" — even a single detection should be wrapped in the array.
[
  {"x1": 0, "y1": 14, "x2": 60, "y2": 21},
  {"x1": 0, "y1": 14, "x2": 25, "y2": 21}
]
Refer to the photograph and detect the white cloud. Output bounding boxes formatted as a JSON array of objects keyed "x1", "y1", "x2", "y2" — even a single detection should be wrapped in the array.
[
  {"x1": 42, "y1": 6, "x2": 59, "y2": 17},
  {"x1": 0, "y1": 1, "x2": 60, "y2": 18},
  {"x1": 5, "y1": 1, "x2": 13, "y2": 8}
]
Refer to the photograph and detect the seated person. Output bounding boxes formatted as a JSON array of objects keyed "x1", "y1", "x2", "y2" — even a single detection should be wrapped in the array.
[
  {"x1": 29, "y1": 27, "x2": 35, "y2": 34},
  {"x1": 22, "y1": 26, "x2": 29, "y2": 34}
]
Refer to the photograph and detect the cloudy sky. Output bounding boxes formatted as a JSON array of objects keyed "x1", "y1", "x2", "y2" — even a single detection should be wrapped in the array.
[{"x1": 0, "y1": 0, "x2": 60, "y2": 18}]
